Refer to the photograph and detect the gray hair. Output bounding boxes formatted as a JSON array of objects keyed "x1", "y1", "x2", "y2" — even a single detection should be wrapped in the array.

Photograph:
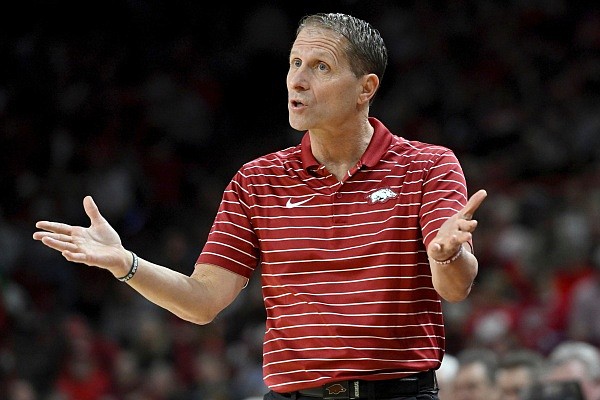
[{"x1": 549, "y1": 341, "x2": 600, "y2": 380}]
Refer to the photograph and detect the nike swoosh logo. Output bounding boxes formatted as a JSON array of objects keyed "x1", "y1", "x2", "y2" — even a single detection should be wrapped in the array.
[{"x1": 285, "y1": 196, "x2": 315, "y2": 208}]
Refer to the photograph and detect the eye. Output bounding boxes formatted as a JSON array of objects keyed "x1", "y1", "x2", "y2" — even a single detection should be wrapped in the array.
[
  {"x1": 291, "y1": 58, "x2": 302, "y2": 68},
  {"x1": 317, "y1": 62, "x2": 329, "y2": 72}
]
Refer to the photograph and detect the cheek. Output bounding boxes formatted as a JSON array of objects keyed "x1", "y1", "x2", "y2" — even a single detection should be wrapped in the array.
[
  {"x1": 333, "y1": 88, "x2": 360, "y2": 111},
  {"x1": 333, "y1": 81, "x2": 361, "y2": 104}
]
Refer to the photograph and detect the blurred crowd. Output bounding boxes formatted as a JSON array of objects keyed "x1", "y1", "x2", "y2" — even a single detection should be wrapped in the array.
[
  {"x1": 1, "y1": 1, "x2": 600, "y2": 399},
  {"x1": 437, "y1": 340, "x2": 600, "y2": 399}
]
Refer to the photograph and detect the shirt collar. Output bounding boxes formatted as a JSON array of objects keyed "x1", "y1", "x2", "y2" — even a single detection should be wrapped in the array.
[{"x1": 300, "y1": 117, "x2": 393, "y2": 170}]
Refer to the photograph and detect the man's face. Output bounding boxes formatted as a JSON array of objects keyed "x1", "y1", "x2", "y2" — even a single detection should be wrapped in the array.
[
  {"x1": 453, "y1": 362, "x2": 497, "y2": 400},
  {"x1": 496, "y1": 366, "x2": 533, "y2": 400},
  {"x1": 287, "y1": 27, "x2": 364, "y2": 134},
  {"x1": 544, "y1": 359, "x2": 596, "y2": 400}
]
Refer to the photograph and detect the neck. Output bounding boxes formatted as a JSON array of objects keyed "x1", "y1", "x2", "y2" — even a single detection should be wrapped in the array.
[{"x1": 309, "y1": 118, "x2": 374, "y2": 180}]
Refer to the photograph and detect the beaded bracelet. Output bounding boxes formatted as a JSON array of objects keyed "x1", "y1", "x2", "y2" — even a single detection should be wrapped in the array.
[
  {"x1": 432, "y1": 245, "x2": 464, "y2": 265},
  {"x1": 117, "y1": 251, "x2": 139, "y2": 282}
]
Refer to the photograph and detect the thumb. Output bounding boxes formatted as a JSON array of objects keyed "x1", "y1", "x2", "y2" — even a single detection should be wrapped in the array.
[
  {"x1": 428, "y1": 242, "x2": 442, "y2": 253},
  {"x1": 83, "y1": 196, "x2": 105, "y2": 225}
]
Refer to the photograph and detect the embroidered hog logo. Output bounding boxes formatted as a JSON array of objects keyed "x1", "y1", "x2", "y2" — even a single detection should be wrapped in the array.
[
  {"x1": 367, "y1": 187, "x2": 398, "y2": 204},
  {"x1": 325, "y1": 383, "x2": 347, "y2": 395}
]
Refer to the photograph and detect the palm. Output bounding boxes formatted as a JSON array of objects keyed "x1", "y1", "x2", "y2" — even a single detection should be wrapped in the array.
[
  {"x1": 33, "y1": 196, "x2": 125, "y2": 270},
  {"x1": 84, "y1": 211, "x2": 120, "y2": 242},
  {"x1": 428, "y1": 189, "x2": 487, "y2": 260},
  {"x1": 72, "y1": 219, "x2": 123, "y2": 265}
]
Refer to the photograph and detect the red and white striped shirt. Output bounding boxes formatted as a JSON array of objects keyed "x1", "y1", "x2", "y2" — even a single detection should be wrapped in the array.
[{"x1": 197, "y1": 117, "x2": 470, "y2": 392}]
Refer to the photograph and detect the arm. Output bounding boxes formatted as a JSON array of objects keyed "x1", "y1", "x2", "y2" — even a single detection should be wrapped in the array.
[
  {"x1": 33, "y1": 196, "x2": 246, "y2": 324},
  {"x1": 428, "y1": 189, "x2": 487, "y2": 302},
  {"x1": 122, "y1": 257, "x2": 246, "y2": 324}
]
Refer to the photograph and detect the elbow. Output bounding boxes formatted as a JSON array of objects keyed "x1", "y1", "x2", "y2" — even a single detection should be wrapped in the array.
[
  {"x1": 176, "y1": 307, "x2": 221, "y2": 326},
  {"x1": 184, "y1": 315, "x2": 213, "y2": 326},
  {"x1": 435, "y1": 281, "x2": 473, "y2": 303},
  {"x1": 440, "y1": 287, "x2": 471, "y2": 303}
]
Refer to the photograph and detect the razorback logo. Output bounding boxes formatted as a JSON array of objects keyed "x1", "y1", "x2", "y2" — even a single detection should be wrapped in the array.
[
  {"x1": 366, "y1": 187, "x2": 398, "y2": 204},
  {"x1": 325, "y1": 383, "x2": 347, "y2": 395}
]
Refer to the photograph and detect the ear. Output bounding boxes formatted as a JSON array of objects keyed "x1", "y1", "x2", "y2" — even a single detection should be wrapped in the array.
[{"x1": 358, "y1": 73, "x2": 380, "y2": 105}]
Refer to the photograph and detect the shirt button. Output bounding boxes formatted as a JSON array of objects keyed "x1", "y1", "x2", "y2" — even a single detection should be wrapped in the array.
[{"x1": 336, "y1": 193, "x2": 342, "y2": 198}]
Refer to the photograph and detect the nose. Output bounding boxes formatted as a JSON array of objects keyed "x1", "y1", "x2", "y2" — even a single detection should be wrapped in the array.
[{"x1": 287, "y1": 67, "x2": 308, "y2": 91}]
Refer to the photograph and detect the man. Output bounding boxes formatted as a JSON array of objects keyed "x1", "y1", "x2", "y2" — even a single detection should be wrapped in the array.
[
  {"x1": 33, "y1": 12, "x2": 487, "y2": 400},
  {"x1": 495, "y1": 348, "x2": 544, "y2": 400},
  {"x1": 453, "y1": 347, "x2": 499, "y2": 400},
  {"x1": 437, "y1": 353, "x2": 459, "y2": 400},
  {"x1": 533, "y1": 341, "x2": 600, "y2": 400}
]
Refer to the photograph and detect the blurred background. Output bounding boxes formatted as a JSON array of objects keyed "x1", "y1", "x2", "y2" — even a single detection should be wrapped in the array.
[{"x1": 1, "y1": 1, "x2": 600, "y2": 399}]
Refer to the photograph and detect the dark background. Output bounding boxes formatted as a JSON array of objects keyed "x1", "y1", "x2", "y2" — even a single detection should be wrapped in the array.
[{"x1": 2, "y1": 1, "x2": 600, "y2": 399}]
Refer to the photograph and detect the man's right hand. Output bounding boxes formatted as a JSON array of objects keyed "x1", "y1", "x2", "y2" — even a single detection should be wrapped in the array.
[{"x1": 33, "y1": 196, "x2": 130, "y2": 277}]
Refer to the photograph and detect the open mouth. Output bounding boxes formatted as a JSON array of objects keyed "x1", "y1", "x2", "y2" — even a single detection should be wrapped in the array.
[{"x1": 290, "y1": 100, "x2": 305, "y2": 108}]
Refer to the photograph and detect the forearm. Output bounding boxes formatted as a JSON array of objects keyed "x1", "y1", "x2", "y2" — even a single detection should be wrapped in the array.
[
  {"x1": 429, "y1": 245, "x2": 478, "y2": 302},
  {"x1": 111, "y1": 250, "x2": 238, "y2": 325},
  {"x1": 33, "y1": 197, "x2": 246, "y2": 323}
]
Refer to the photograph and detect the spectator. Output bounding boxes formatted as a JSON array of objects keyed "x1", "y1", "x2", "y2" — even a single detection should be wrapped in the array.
[
  {"x1": 453, "y1": 347, "x2": 499, "y2": 400},
  {"x1": 495, "y1": 348, "x2": 544, "y2": 400},
  {"x1": 6, "y1": 379, "x2": 38, "y2": 400},
  {"x1": 568, "y1": 248, "x2": 600, "y2": 348},
  {"x1": 437, "y1": 353, "x2": 459, "y2": 400},
  {"x1": 539, "y1": 341, "x2": 600, "y2": 400}
]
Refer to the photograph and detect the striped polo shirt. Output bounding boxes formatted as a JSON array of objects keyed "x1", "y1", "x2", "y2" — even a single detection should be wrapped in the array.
[{"x1": 197, "y1": 117, "x2": 469, "y2": 392}]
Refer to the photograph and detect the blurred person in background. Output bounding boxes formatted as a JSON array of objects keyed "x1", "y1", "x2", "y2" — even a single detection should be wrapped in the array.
[
  {"x1": 452, "y1": 347, "x2": 499, "y2": 400},
  {"x1": 6, "y1": 379, "x2": 38, "y2": 400},
  {"x1": 568, "y1": 247, "x2": 600, "y2": 348},
  {"x1": 538, "y1": 341, "x2": 600, "y2": 400},
  {"x1": 108, "y1": 349, "x2": 143, "y2": 399},
  {"x1": 49, "y1": 315, "x2": 116, "y2": 400},
  {"x1": 436, "y1": 353, "x2": 459, "y2": 400},
  {"x1": 495, "y1": 348, "x2": 544, "y2": 400},
  {"x1": 33, "y1": 12, "x2": 487, "y2": 400}
]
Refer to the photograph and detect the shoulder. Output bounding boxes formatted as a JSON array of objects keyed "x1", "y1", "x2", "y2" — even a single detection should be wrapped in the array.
[
  {"x1": 236, "y1": 144, "x2": 302, "y2": 179},
  {"x1": 391, "y1": 136, "x2": 455, "y2": 159},
  {"x1": 386, "y1": 135, "x2": 459, "y2": 169}
]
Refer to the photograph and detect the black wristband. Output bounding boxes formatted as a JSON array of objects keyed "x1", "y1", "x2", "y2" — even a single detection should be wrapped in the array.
[{"x1": 117, "y1": 251, "x2": 139, "y2": 282}]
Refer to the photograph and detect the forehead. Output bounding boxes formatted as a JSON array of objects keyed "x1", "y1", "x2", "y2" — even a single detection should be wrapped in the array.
[
  {"x1": 497, "y1": 367, "x2": 532, "y2": 383},
  {"x1": 456, "y1": 363, "x2": 489, "y2": 382},
  {"x1": 291, "y1": 27, "x2": 348, "y2": 61},
  {"x1": 547, "y1": 359, "x2": 587, "y2": 381}
]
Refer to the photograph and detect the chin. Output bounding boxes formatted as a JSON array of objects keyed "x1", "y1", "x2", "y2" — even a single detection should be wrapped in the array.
[{"x1": 288, "y1": 117, "x2": 307, "y2": 132}]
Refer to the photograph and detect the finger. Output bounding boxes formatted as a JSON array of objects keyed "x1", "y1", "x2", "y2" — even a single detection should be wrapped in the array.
[
  {"x1": 33, "y1": 232, "x2": 73, "y2": 243},
  {"x1": 461, "y1": 189, "x2": 487, "y2": 220},
  {"x1": 40, "y1": 236, "x2": 80, "y2": 252},
  {"x1": 457, "y1": 219, "x2": 478, "y2": 233},
  {"x1": 83, "y1": 196, "x2": 105, "y2": 226},
  {"x1": 62, "y1": 250, "x2": 88, "y2": 263},
  {"x1": 429, "y1": 234, "x2": 462, "y2": 253},
  {"x1": 428, "y1": 239, "x2": 466, "y2": 261},
  {"x1": 35, "y1": 221, "x2": 73, "y2": 235},
  {"x1": 429, "y1": 242, "x2": 441, "y2": 253}
]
